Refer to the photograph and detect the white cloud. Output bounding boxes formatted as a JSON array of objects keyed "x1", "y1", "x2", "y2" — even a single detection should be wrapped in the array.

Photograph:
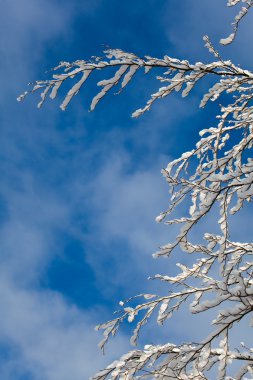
[
  {"x1": 0, "y1": 184, "x2": 68, "y2": 284},
  {"x1": 0, "y1": 161, "x2": 129, "y2": 379},
  {"x1": 88, "y1": 151, "x2": 168, "y2": 252},
  {"x1": 0, "y1": 2, "x2": 131, "y2": 378},
  {"x1": 0, "y1": 0, "x2": 103, "y2": 100},
  {"x1": 0, "y1": 276, "x2": 128, "y2": 380}
]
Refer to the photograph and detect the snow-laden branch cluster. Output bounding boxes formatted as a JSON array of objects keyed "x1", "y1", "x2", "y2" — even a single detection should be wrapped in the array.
[
  {"x1": 17, "y1": 39, "x2": 253, "y2": 118},
  {"x1": 94, "y1": 237, "x2": 253, "y2": 379},
  {"x1": 89, "y1": 46, "x2": 253, "y2": 377},
  {"x1": 20, "y1": 1, "x2": 253, "y2": 379},
  {"x1": 220, "y1": 0, "x2": 253, "y2": 45},
  {"x1": 17, "y1": 1, "x2": 253, "y2": 114}
]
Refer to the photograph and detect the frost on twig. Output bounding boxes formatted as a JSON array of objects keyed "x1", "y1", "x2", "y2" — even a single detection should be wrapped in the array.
[
  {"x1": 220, "y1": 0, "x2": 253, "y2": 45},
  {"x1": 89, "y1": 4, "x2": 253, "y2": 378},
  {"x1": 19, "y1": 1, "x2": 253, "y2": 379},
  {"x1": 89, "y1": 43, "x2": 253, "y2": 377},
  {"x1": 18, "y1": 45, "x2": 253, "y2": 120}
]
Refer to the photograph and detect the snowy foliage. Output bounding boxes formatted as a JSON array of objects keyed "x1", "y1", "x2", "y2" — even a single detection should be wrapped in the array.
[{"x1": 20, "y1": 1, "x2": 253, "y2": 379}]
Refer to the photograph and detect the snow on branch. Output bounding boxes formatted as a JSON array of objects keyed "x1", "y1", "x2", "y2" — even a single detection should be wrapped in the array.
[
  {"x1": 85, "y1": 6, "x2": 253, "y2": 379},
  {"x1": 220, "y1": 0, "x2": 253, "y2": 45},
  {"x1": 19, "y1": 2, "x2": 253, "y2": 379},
  {"x1": 18, "y1": 45, "x2": 253, "y2": 118},
  {"x1": 93, "y1": 237, "x2": 253, "y2": 378}
]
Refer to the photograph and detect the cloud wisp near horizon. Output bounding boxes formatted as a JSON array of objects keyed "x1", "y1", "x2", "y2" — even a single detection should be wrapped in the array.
[{"x1": 1, "y1": 1, "x2": 252, "y2": 379}]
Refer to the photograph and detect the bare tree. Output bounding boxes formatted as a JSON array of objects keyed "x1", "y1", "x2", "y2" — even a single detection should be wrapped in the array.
[{"x1": 19, "y1": 1, "x2": 253, "y2": 379}]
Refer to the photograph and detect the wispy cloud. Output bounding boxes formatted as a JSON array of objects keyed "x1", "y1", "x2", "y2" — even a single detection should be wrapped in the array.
[
  {"x1": 0, "y1": 1, "x2": 131, "y2": 378},
  {"x1": 0, "y1": 276, "x2": 128, "y2": 380}
]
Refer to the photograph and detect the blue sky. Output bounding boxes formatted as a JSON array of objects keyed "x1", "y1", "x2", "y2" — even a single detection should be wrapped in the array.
[{"x1": 1, "y1": 1, "x2": 253, "y2": 379}]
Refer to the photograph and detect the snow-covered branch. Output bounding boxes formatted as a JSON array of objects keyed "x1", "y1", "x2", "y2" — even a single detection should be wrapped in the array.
[
  {"x1": 220, "y1": 0, "x2": 253, "y2": 45},
  {"x1": 20, "y1": 1, "x2": 253, "y2": 379},
  {"x1": 18, "y1": 43, "x2": 253, "y2": 118}
]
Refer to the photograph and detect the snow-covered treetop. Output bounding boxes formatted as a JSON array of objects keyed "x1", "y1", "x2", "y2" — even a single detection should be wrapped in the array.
[{"x1": 19, "y1": 1, "x2": 253, "y2": 379}]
